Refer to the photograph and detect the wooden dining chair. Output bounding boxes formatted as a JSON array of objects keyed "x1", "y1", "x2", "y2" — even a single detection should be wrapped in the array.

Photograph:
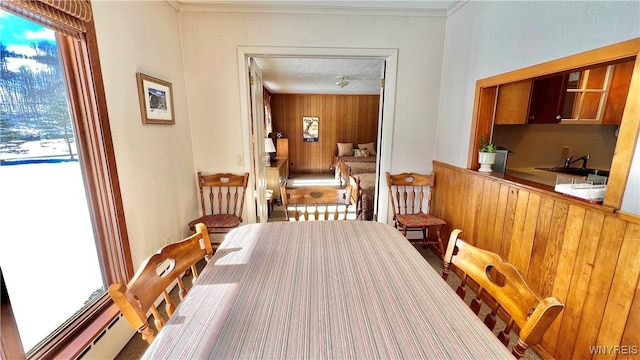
[
  {"x1": 188, "y1": 172, "x2": 249, "y2": 235},
  {"x1": 280, "y1": 183, "x2": 354, "y2": 221},
  {"x1": 337, "y1": 162, "x2": 366, "y2": 219},
  {"x1": 386, "y1": 172, "x2": 447, "y2": 257},
  {"x1": 108, "y1": 223, "x2": 213, "y2": 344},
  {"x1": 442, "y1": 229, "x2": 564, "y2": 359}
]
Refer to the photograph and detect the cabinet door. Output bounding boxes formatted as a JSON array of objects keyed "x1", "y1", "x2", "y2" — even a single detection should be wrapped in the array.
[
  {"x1": 494, "y1": 80, "x2": 532, "y2": 125},
  {"x1": 602, "y1": 59, "x2": 635, "y2": 125},
  {"x1": 528, "y1": 74, "x2": 567, "y2": 123}
]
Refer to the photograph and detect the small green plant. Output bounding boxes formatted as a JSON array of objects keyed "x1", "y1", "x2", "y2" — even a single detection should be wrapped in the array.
[{"x1": 479, "y1": 134, "x2": 497, "y2": 153}]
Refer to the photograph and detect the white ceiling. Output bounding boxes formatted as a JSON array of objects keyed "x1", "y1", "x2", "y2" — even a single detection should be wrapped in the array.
[
  {"x1": 174, "y1": 0, "x2": 458, "y2": 94},
  {"x1": 254, "y1": 57, "x2": 385, "y2": 94}
]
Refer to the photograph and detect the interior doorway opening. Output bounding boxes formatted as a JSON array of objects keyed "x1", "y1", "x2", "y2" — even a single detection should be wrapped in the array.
[{"x1": 237, "y1": 47, "x2": 398, "y2": 224}]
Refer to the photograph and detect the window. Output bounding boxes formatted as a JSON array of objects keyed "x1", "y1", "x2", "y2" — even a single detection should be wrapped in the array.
[
  {"x1": 0, "y1": 10, "x2": 106, "y2": 353},
  {"x1": 0, "y1": 2, "x2": 131, "y2": 359}
]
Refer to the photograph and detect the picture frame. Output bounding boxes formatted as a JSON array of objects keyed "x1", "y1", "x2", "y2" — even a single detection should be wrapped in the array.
[
  {"x1": 136, "y1": 72, "x2": 175, "y2": 125},
  {"x1": 302, "y1": 116, "x2": 319, "y2": 142}
]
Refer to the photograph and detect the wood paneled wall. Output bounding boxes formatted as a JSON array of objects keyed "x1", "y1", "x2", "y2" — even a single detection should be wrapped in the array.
[
  {"x1": 270, "y1": 94, "x2": 379, "y2": 173},
  {"x1": 432, "y1": 161, "x2": 640, "y2": 360}
]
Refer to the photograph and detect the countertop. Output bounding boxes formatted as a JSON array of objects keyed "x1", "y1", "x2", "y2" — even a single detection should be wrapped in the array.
[
  {"x1": 505, "y1": 168, "x2": 561, "y2": 187},
  {"x1": 505, "y1": 167, "x2": 611, "y2": 188}
]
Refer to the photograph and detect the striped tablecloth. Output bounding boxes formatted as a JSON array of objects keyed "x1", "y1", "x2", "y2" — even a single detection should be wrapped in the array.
[{"x1": 142, "y1": 221, "x2": 514, "y2": 359}]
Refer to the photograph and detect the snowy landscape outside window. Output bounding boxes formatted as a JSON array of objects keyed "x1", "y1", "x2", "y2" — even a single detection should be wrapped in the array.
[{"x1": 0, "y1": 10, "x2": 104, "y2": 354}]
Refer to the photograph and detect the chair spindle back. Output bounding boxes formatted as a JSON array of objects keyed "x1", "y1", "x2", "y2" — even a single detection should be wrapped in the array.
[
  {"x1": 199, "y1": 172, "x2": 249, "y2": 218},
  {"x1": 280, "y1": 185, "x2": 353, "y2": 221}
]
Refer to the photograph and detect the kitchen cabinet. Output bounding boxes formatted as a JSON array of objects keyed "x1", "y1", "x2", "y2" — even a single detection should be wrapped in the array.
[
  {"x1": 560, "y1": 60, "x2": 633, "y2": 125},
  {"x1": 560, "y1": 65, "x2": 610, "y2": 124},
  {"x1": 493, "y1": 74, "x2": 567, "y2": 125},
  {"x1": 494, "y1": 61, "x2": 634, "y2": 126},
  {"x1": 494, "y1": 80, "x2": 532, "y2": 125},
  {"x1": 527, "y1": 74, "x2": 567, "y2": 123},
  {"x1": 602, "y1": 59, "x2": 635, "y2": 125}
]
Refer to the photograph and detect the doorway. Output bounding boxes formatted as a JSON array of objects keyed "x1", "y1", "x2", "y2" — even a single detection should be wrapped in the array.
[{"x1": 238, "y1": 47, "x2": 398, "y2": 224}]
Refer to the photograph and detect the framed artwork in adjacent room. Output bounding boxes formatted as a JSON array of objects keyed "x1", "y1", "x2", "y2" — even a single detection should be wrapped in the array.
[
  {"x1": 302, "y1": 116, "x2": 319, "y2": 142},
  {"x1": 136, "y1": 72, "x2": 175, "y2": 125}
]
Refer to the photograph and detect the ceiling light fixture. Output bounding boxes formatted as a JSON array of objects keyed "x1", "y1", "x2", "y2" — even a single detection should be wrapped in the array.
[{"x1": 336, "y1": 76, "x2": 349, "y2": 88}]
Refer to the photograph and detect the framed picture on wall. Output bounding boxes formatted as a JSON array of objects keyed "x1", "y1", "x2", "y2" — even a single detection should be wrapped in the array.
[
  {"x1": 303, "y1": 116, "x2": 319, "y2": 142},
  {"x1": 136, "y1": 72, "x2": 175, "y2": 125}
]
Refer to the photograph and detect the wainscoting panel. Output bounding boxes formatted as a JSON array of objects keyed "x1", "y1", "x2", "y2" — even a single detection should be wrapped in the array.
[{"x1": 432, "y1": 161, "x2": 640, "y2": 360}]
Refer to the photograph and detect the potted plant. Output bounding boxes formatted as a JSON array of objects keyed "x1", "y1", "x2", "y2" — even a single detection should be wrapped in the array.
[{"x1": 478, "y1": 134, "x2": 497, "y2": 173}]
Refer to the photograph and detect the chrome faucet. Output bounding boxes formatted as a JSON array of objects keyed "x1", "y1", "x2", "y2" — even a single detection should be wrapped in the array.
[{"x1": 564, "y1": 154, "x2": 590, "y2": 168}]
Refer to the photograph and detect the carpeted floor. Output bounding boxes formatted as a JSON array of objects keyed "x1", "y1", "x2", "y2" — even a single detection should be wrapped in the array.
[{"x1": 115, "y1": 241, "x2": 541, "y2": 360}]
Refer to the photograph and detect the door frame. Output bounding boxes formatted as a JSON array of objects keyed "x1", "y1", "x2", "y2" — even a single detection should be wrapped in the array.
[{"x1": 237, "y1": 46, "x2": 398, "y2": 224}]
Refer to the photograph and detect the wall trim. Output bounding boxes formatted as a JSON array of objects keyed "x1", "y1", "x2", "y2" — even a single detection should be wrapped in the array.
[
  {"x1": 445, "y1": 0, "x2": 468, "y2": 17},
  {"x1": 166, "y1": 1, "x2": 180, "y2": 11},
  {"x1": 176, "y1": 3, "x2": 447, "y2": 17}
]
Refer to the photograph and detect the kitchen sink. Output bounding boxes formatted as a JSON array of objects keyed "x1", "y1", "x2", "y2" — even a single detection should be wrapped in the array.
[{"x1": 537, "y1": 167, "x2": 610, "y2": 177}]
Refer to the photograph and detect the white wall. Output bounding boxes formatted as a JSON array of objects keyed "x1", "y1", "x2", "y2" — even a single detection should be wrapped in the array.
[
  {"x1": 178, "y1": 10, "x2": 446, "y2": 177},
  {"x1": 92, "y1": 1, "x2": 198, "y2": 268},
  {"x1": 436, "y1": 1, "x2": 640, "y2": 209}
]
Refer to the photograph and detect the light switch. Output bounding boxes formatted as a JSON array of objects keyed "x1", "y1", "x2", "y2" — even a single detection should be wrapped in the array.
[{"x1": 237, "y1": 154, "x2": 243, "y2": 166}]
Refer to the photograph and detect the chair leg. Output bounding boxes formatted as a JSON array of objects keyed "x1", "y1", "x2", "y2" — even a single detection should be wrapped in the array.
[
  {"x1": 422, "y1": 228, "x2": 427, "y2": 247},
  {"x1": 435, "y1": 227, "x2": 445, "y2": 259}
]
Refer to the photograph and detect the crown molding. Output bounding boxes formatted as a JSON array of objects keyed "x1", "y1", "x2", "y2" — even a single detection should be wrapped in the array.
[
  {"x1": 445, "y1": 0, "x2": 467, "y2": 17},
  {"x1": 166, "y1": 0, "x2": 181, "y2": 11},
  {"x1": 176, "y1": 3, "x2": 447, "y2": 17}
]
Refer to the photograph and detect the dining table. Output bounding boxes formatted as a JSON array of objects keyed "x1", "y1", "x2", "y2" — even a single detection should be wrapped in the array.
[{"x1": 141, "y1": 221, "x2": 514, "y2": 359}]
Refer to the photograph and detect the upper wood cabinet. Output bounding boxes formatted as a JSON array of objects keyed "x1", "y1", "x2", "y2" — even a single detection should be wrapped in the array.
[
  {"x1": 494, "y1": 74, "x2": 568, "y2": 125},
  {"x1": 494, "y1": 80, "x2": 532, "y2": 125},
  {"x1": 560, "y1": 64, "x2": 612, "y2": 124},
  {"x1": 559, "y1": 59, "x2": 633, "y2": 125},
  {"x1": 602, "y1": 58, "x2": 635, "y2": 125},
  {"x1": 494, "y1": 59, "x2": 635, "y2": 126},
  {"x1": 528, "y1": 74, "x2": 568, "y2": 123}
]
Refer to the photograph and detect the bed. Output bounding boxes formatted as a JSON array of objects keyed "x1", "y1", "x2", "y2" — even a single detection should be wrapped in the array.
[
  {"x1": 332, "y1": 142, "x2": 378, "y2": 221},
  {"x1": 338, "y1": 161, "x2": 376, "y2": 221},
  {"x1": 351, "y1": 172, "x2": 375, "y2": 221},
  {"x1": 331, "y1": 142, "x2": 377, "y2": 171},
  {"x1": 331, "y1": 142, "x2": 377, "y2": 175},
  {"x1": 333, "y1": 156, "x2": 376, "y2": 175},
  {"x1": 331, "y1": 154, "x2": 376, "y2": 173}
]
